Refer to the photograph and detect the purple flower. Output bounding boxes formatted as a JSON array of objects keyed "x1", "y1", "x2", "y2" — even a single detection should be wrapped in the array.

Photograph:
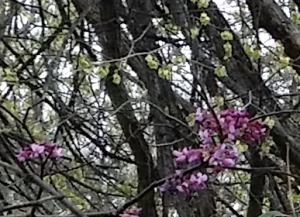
[
  {"x1": 195, "y1": 108, "x2": 205, "y2": 123},
  {"x1": 173, "y1": 148, "x2": 189, "y2": 162},
  {"x1": 159, "y1": 107, "x2": 268, "y2": 196},
  {"x1": 119, "y1": 208, "x2": 142, "y2": 217},
  {"x1": 44, "y1": 143, "x2": 62, "y2": 158},
  {"x1": 176, "y1": 181, "x2": 189, "y2": 194},
  {"x1": 29, "y1": 144, "x2": 45, "y2": 158},
  {"x1": 50, "y1": 147, "x2": 62, "y2": 158},
  {"x1": 189, "y1": 172, "x2": 208, "y2": 189},
  {"x1": 16, "y1": 142, "x2": 63, "y2": 162},
  {"x1": 209, "y1": 144, "x2": 238, "y2": 168},
  {"x1": 173, "y1": 148, "x2": 201, "y2": 163},
  {"x1": 16, "y1": 150, "x2": 30, "y2": 162},
  {"x1": 199, "y1": 129, "x2": 211, "y2": 145}
]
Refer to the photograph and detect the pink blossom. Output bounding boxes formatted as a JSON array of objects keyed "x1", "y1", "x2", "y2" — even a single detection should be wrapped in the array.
[
  {"x1": 173, "y1": 148, "x2": 189, "y2": 162},
  {"x1": 159, "y1": 181, "x2": 170, "y2": 192},
  {"x1": 119, "y1": 208, "x2": 142, "y2": 217},
  {"x1": 189, "y1": 172, "x2": 208, "y2": 189},
  {"x1": 173, "y1": 148, "x2": 201, "y2": 163},
  {"x1": 16, "y1": 142, "x2": 63, "y2": 162},
  {"x1": 16, "y1": 150, "x2": 30, "y2": 162},
  {"x1": 29, "y1": 144, "x2": 45, "y2": 158},
  {"x1": 199, "y1": 129, "x2": 211, "y2": 145},
  {"x1": 209, "y1": 144, "x2": 238, "y2": 168},
  {"x1": 50, "y1": 147, "x2": 62, "y2": 158},
  {"x1": 159, "y1": 108, "x2": 268, "y2": 195},
  {"x1": 44, "y1": 143, "x2": 62, "y2": 158},
  {"x1": 195, "y1": 108, "x2": 204, "y2": 123},
  {"x1": 176, "y1": 181, "x2": 189, "y2": 194}
]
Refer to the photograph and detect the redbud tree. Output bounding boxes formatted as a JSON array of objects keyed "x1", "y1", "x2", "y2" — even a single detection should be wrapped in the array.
[
  {"x1": 160, "y1": 108, "x2": 268, "y2": 196},
  {"x1": 16, "y1": 107, "x2": 269, "y2": 217}
]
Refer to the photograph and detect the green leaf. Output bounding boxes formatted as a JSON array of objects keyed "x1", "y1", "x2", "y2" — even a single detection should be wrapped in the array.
[
  {"x1": 165, "y1": 23, "x2": 180, "y2": 34},
  {"x1": 275, "y1": 42, "x2": 284, "y2": 53},
  {"x1": 221, "y1": 30, "x2": 233, "y2": 41},
  {"x1": 112, "y1": 73, "x2": 121, "y2": 84},
  {"x1": 195, "y1": 0, "x2": 210, "y2": 8},
  {"x1": 98, "y1": 63, "x2": 110, "y2": 78},
  {"x1": 190, "y1": 26, "x2": 200, "y2": 39},
  {"x1": 186, "y1": 113, "x2": 195, "y2": 127},
  {"x1": 264, "y1": 117, "x2": 275, "y2": 129},
  {"x1": 292, "y1": 11, "x2": 300, "y2": 24},
  {"x1": 215, "y1": 66, "x2": 227, "y2": 77},
  {"x1": 236, "y1": 140, "x2": 248, "y2": 153},
  {"x1": 78, "y1": 55, "x2": 91, "y2": 69},
  {"x1": 279, "y1": 56, "x2": 290, "y2": 69},
  {"x1": 145, "y1": 54, "x2": 159, "y2": 70},
  {"x1": 293, "y1": 193, "x2": 300, "y2": 202},
  {"x1": 200, "y1": 12, "x2": 210, "y2": 26},
  {"x1": 173, "y1": 55, "x2": 185, "y2": 65},
  {"x1": 259, "y1": 137, "x2": 274, "y2": 156},
  {"x1": 244, "y1": 42, "x2": 253, "y2": 56},
  {"x1": 158, "y1": 65, "x2": 171, "y2": 80},
  {"x1": 215, "y1": 96, "x2": 224, "y2": 107},
  {"x1": 3, "y1": 68, "x2": 17, "y2": 84},
  {"x1": 223, "y1": 42, "x2": 232, "y2": 59},
  {"x1": 252, "y1": 49, "x2": 261, "y2": 59},
  {"x1": 294, "y1": 74, "x2": 300, "y2": 82},
  {"x1": 258, "y1": 211, "x2": 288, "y2": 217}
]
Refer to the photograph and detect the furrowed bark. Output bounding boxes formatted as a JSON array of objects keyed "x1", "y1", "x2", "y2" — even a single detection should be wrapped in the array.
[
  {"x1": 246, "y1": 0, "x2": 300, "y2": 75},
  {"x1": 71, "y1": 1, "x2": 157, "y2": 217},
  {"x1": 122, "y1": 1, "x2": 196, "y2": 215}
]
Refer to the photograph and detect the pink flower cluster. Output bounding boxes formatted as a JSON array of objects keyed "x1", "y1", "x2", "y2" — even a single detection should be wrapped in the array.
[
  {"x1": 196, "y1": 108, "x2": 267, "y2": 144},
  {"x1": 172, "y1": 143, "x2": 238, "y2": 168},
  {"x1": 115, "y1": 208, "x2": 142, "y2": 217},
  {"x1": 160, "y1": 170, "x2": 208, "y2": 194},
  {"x1": 16, "y1": 143, "x2": 62, "y2": 162},
  {"x1": 160, "y1": 108, "x2": 268, "y2": 194}
]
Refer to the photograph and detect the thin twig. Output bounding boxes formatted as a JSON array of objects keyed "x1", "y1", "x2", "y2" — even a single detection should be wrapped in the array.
[
  {"x1": 0, "y1": 161, "x2": 87, "y2": 217},
  {"x1": 286, "y1": 143, "x2": 296, "y2": 216},
  {"x1": 0, "y1": 196, "x2": 63, "y2": 212}
]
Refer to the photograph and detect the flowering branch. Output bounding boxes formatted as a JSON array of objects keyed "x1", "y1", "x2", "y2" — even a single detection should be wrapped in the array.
[
  {"x1": 159, "y1": 108, "x2": 268, "y2": 195},
  {"x1": 11, "y1": 107, "x2": 273, "y2": 217}
]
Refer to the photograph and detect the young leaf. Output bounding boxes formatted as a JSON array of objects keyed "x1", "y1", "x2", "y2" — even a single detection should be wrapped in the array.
[
  {"x1": 98, "y1": 63, "x2": 110, "y2": 78},
  {"x1": 186, "y1": 113, "x2": 195, "y2": 127},
  {"x1": 215, "y1": 66, "x2": 227, "y2": 77},
  {"x1": 200, "y1": 12, "x2": 210, "y2": 26},
  {"x1": 145, "y1": 54, "x2": 159, "y2": 70},
  {"x1": 112, "y1": 73, "x2": 121, "y2": 84},
  {"x1": 236, "y1": 140, "x2": 248, "y2": 153},
  {"x1": 264, "y1": 117, "x2": 275, "y2": 129},
  {"x1": 196, "y1": 0, "x2": 210, "y2": 8},
  {"x1": 221, "y1": 30, "x2": 233, "y2": 41}
]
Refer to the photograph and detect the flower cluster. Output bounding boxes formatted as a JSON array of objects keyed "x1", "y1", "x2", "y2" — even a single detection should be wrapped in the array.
[
  {"x1": 160, "y1": 170, "x2": 208, "y2": 194},
  {"x1": 172, "y1": 143, "x2": 238, "y2": 168},
  {"x1": 196, "y1": 108, "x2": 267, "y2": 144},
  {"x1": 16, "y1": 143, "x2": 62, "y2": 162},
  {"x1": 160, "y1": 108, "x2": 268, "y2": 194},
  {"x1": 115, "y1": 208, "x2": 142, "y2": 217}
]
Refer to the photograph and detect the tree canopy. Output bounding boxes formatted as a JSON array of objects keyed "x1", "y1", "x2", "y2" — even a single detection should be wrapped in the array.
[{"x1": 0, "y1": 0, "x2": 300, "y2": 217}]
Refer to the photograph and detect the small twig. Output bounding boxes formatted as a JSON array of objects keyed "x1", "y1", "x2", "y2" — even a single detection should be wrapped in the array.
[
  {"x1": 228, "y1": 166, "x2": 299, "y2": 179},
  {"x1": 250, "y1": 110, "x2": 300, "y2": 122},
  {"x1": 151, "y1": 138, "x2": 185, "y2": 147},
  {"x1": 0, "y1": 161, "x2": 87, "y2": 217},
  {"x1": 286, "y1": 143, "x2": 296, "y2": 216},
  {"x1": 0, "y1": 196, "x2": 63, "y2": 212},
  {"x1": 241, "y1": 91, "x2": 253, "y2": 110}
]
